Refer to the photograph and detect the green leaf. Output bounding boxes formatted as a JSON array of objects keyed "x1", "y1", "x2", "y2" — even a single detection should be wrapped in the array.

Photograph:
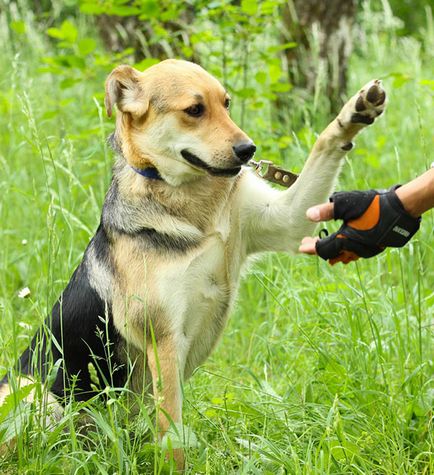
[
  {"x1": 47, "y1": 27, "x2": 64, "y2": 40},
  {"x1": 278, "y1": 135, "x2": 293, "y2": 149},
  {"x1": 241, "y1": 0, "x2": 257, "y2": 15},
  {"x1": 47, "y1": 20, "x2": 78, "y2": 44},
  {"x1": 110, "y1": 6, "x2": 141, "y2": 16},
  {"x1": 60, "y1": 20, "x2": 78, "y2": 43},
  {"x1": 78, "y1": 38, "x2": 97, "y2": 56},
  {"x1": 328, "y1": 438, "x2": 360, "y2": 461},
  {"x1": 0, "y1": 382, "x2": 35, "y2": 423},
  {"x1": 268, "y1": 64, "x2": 282, "y2": 83},
  {"x1": 80, "y1": 3, "x2": 106, "y2": 14},
  {"x1": 271, "y1": 82, "x2": 291, "y2": 92},
  {"x1": 419, "y1": 79, "x2": 434, "y2": 90},
  {"x1": 267, "y1": 42, "x2": 297, "y2": 53},
  {"x1": 139, "y1": 0, "x2": 160, "y2": 18},
  {"x1": 64, "y1": 55, "x2": 86, "y2": 69},
  {"x1": 134, "y1": 58, "x2": 160, "y2": 71},
  {"x1": 161, "y1": 423, "x2": 199, "y2": 450},
  {"x1": 60, "y1": 77, "x2": 80, "y2": 90},
  {"x1": 10, "y1": 20, "x2": 26, "y2": 34},
  {"x1": 42, "y1": 110, "x2": 59, "y2": 120},
  {"x1": 255, "y1": 71, "x2": 267, "y2": 84},
  {"x1": 235, "y1": 87, "x2": 256, "y2": 98},
  {"x1": 0, "y1": 403, "x2": 32, "y2": 445},
  {"x1": 385, "y1": 72, "x2": 411, "y2": 89},
  {"x1": 89, "y1": 410, "x2": 117, "y2": 442},
  {"x1": 366, "y1": 154, "x2": 381, "y2": 169},
  {"x1": 393, "y1": 75, "x2": 410, "y2": 88},
  {"x1": 181, "y1": 45, "x2": 194, "y2": 58}
]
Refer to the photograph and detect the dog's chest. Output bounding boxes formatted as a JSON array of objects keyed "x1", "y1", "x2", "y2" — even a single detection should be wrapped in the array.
[
  {"x1": 157, "y1": 224, "x2": 231, "y2": 325},
  {"x1": 111, "y1": 197, "x2": 243, "y2": 371},
  {"x1": 153, "y1": 215, "x2": 241, "y2": 368}
]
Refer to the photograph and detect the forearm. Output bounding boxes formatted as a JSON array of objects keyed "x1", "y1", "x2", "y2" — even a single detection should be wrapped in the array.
[{"x1": 396, "y1": 168, "x2": 434, "y2": 217}]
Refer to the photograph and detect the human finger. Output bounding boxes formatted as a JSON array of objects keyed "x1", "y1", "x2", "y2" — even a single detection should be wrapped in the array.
[
  {"x1": 299, "y1": 236, "x2": 319, "y2": 254},
  {"x1": 306, "y1": 202, "x2": 334, "y2": 222}
]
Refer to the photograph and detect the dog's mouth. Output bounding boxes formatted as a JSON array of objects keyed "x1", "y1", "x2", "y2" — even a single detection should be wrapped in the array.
[{"x1": 180, "y1": 150, "x2": 241, "y2": 177}]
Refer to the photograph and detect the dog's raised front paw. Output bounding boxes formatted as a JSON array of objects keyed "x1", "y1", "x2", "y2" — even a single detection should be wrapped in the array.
[
  {"x1": 351, "y1": 79, "x2": 386, "y2": 124},
  {"x1": 337, "y1": 80, "x2": 387, "y2": 142}
]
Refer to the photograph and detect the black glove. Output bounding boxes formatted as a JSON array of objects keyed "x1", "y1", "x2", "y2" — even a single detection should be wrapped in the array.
[{"x1": 316, "y1": 186, "x2": 421, "y2": 265}]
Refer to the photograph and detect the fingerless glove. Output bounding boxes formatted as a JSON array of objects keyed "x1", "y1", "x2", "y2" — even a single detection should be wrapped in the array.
[{"x1": 316, "y1": 186, "x2": 421, "y2": 264}]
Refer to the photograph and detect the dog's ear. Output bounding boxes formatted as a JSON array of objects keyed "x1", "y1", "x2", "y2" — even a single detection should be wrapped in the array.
[{"x1": 105, "y1": 65, "x2": 149, "y2": 118}]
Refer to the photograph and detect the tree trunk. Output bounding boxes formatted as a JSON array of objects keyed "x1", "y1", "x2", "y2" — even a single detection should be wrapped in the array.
[{"x1": 282, "y1": 0, "x2": 357, "y2": 110}]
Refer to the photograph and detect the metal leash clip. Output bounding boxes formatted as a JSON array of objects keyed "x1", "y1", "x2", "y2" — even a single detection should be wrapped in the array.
[{"x1": 249, "y1": 159, "x2": 298, "y2": 188}]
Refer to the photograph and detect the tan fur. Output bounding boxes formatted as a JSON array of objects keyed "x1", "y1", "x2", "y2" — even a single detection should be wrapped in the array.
[{"x1": 146, "y1": 337, "x2": 184, "y2": 468}]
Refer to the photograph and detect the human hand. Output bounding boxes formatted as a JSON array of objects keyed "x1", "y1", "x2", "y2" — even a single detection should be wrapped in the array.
[{"x1": 299, "y1": 188, "x2": 421, "y2": 265}]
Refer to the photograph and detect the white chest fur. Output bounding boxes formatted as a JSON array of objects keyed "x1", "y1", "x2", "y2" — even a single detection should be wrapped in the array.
[{"x1": 154, "y1": 216, "x2": 241, "y2": 377}]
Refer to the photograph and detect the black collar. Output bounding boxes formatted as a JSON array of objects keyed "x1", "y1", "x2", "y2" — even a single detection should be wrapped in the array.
[{"x1": 131, "y1": 166, "x2": 162, "y2": 181}]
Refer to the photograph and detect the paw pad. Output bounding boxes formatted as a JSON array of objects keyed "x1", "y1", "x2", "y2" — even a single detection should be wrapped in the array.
[
  {"x1": 351, "y1": 113, "x2": 375, "y2": 125},
  {"x1": 350, "y1": 80, "x2": 386, "y2": 125},
  {"x1": 366, "y1": 85, "x2": 386, "y2": 106}
]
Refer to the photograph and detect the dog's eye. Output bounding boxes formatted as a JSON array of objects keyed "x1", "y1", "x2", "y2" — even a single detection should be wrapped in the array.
[
  {"x1": 224, "y1": 98, "x2": 231, "y2": 109},
  {"x1": 184, "y1": 104, "x2": 205, "y2": 117}
]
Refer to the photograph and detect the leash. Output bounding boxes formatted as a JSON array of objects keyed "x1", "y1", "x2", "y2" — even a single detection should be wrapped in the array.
[{"x1": 249, "y1": 160, "x2": 298, "y2": 188}]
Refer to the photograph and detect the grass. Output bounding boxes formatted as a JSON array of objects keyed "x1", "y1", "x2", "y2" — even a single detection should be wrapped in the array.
[{"x1": 0, "y1": 2, "x2": 433, "y2": 474}]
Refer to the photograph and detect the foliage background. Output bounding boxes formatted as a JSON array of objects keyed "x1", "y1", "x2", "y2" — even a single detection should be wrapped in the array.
[{"x1": 0, "y1": 0, "x2": 433, "y2": 473}]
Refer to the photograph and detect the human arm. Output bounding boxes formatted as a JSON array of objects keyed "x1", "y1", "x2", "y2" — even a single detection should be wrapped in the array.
[{"x1": 299, "y1": 168, "x2": 434, "y2": 263}]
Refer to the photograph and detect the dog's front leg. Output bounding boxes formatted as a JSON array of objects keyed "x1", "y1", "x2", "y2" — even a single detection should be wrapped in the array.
[
  {"x1": 242, "y1": 80, "x2": 387, "y2": 254},
  {"x1": 146, "y1": 338, "x2": 184, "y2": 470}
]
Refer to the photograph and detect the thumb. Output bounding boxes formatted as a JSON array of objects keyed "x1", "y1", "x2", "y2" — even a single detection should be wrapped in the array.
[{"x1": 306, "y1": 202, "x2": 334, "y2": 222}]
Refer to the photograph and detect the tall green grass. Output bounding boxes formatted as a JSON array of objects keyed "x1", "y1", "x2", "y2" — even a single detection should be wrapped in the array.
[{"x1": 0, "y1": 2, "x2": 433, "y2": 473}]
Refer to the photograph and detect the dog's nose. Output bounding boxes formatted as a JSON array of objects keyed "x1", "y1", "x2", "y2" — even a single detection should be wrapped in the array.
[{"x1": 233, "y1": 142, "x2": 256, "y2": 163}]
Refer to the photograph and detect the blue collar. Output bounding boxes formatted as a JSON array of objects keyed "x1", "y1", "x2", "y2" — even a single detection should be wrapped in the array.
[{"x1": 131, "y1": 166, "x2": 162, "y2": 181}]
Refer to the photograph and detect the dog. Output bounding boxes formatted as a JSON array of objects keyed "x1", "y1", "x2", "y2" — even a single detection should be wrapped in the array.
[{"x1": 0, "y1": 59, "x2": 386, "y2": 468}]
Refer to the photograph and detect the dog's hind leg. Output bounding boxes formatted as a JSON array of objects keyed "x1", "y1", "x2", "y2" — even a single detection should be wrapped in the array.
[{"x1": 146, "y1": 337, "x2": 185, "y2": 471}]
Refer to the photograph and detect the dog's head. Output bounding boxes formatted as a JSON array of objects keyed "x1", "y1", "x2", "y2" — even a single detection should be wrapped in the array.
[{"x1": 105, "y1": 59, "x2": 255, "y2": 185}]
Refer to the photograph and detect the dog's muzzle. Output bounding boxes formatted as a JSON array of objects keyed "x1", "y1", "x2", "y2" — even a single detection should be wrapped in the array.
[{"x1": 181, "y1": 150, "x2": 242, "y2": 177}]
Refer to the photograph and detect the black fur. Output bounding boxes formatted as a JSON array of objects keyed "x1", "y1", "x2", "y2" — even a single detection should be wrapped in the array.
[
  {"x1": 135, "y1": 228, "x2": 199, "y2": 253},
  {"x1": 92, "y1": 224, "x2": 111, "y2": 264},
  {"x1": 1, "y1": 227, "x2": 127, "y2": 402}
]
